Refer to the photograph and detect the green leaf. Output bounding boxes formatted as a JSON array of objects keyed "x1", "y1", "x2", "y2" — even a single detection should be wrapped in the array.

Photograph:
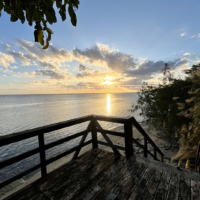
[
  {"x1": 35, "y1": 9, "x2": 42, "y2": 21},
  {"x1": 46, "y1": 28, "x2": 54, "y2": 34},
  {"x1": 47, "y1": 31, "x2": 51, "y2": 41},
  {"x1": 68, "y1": 5, "x2": 76, "y2": 26},
  {"x1": 28, "y1": 5, "x2": 35, "y2": 20},
  {"x1": 38, "y1": 30, "x2": 44, "y2": 45},
  {"x1": 11, "y1": 12, "x2": 18, "y2": 22},
  {"x1": 18, "y1": 9, "x2": 25, "y2": 24},
  {"x1": 56, "y1": 0, "x2": 62, "y2": 8},
  {"x1": 34, "y1": 30, "x2": 39, "y2": 42},
  {"x1": 59, "y1": 5, "x2": 66, "y2": 21},
  {"x1": 42, "y1": 39, "x2": 49, "y2": 49},
  {"x1": 44, "y1": 9, "x2": 53, "y2": 24},
  {"x1": 0, "y1": 1, "x2": 3, "y2": 11}
]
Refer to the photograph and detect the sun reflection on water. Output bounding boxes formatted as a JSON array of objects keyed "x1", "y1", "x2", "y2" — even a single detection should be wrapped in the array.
[{"x1": 106, "y1": 95, "x2": 111, "y2": 114}]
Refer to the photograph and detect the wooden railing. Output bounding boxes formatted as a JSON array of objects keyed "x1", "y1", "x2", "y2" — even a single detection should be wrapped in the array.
[{"x1": 0, "y1": 115, "x2": 164, "y2": 189}]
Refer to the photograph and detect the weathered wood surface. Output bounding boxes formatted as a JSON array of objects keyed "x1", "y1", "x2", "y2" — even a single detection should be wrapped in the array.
[
  {"x1": 4, "y1": 149, "x2": 200, "y2": 200},
  {"x1": 128, "y1": 167, "x2": 156, "y2": 200}
]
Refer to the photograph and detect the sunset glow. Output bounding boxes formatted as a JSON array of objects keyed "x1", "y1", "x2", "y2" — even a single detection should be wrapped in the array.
[
  {"x1": 0, "y1": 1, "x2": 199, "y2": 95},
  {"x1": 102, "y1": 76, "x2": 114, "y2": 85},
  {"x1": 106, "y1": 96, "x2": 111, "y2": 114},
  {"x1": 102, "y1": 80, "x2": 114, "y2": 85}
]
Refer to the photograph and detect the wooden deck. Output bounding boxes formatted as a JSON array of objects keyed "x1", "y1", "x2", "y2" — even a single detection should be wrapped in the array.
[{"x1": 4, "y1": 149, "x2": 200, "y2": 200}]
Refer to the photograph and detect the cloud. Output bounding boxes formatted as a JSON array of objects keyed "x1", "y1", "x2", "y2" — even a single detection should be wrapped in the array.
[
  {"x1": 191, "y1": 35, "x2": 196, "y2": 38},
  {"x1": 0, "y1": 52, "x2": 15, "y2": 68},
  {"x1": 0, "y1": 38, "x2": 196, "y2": 93},
  {"x1": 78, "y1": 64, "x2": 95, "y2": 72},
  {"x1": 15, "y1": 39, "x2": 73, "y2": 66},
  {"x1": 76, "y1": 64, "x2": 117, "y2": 79},
  {"x1": 7, "y1": 50, "x2": 36, "y2": 66},
  {"x1": 180, "y1": 33, "x2": 186, "y2": 37},
  {"x1": 72, "y1": 44, "x2": 137, "y2": 72},
  {"x1": 15, "y1": 69, "x2": 71, "y2": 80},
  {"x1": 39, "y1": 61, "x2": 59, "y2": 70},
  {"x1": 183, "y1": 53, "x2": 191, "y2": 56}
]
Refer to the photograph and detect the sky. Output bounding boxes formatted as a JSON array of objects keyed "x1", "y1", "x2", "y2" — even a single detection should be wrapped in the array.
[{"x1": 1, "y1": 0, "x2": 200, "y2": 95}]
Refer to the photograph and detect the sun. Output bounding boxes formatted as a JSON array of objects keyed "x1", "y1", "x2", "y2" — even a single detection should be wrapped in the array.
[{"x1": 102, "y1": 76, "x2": 114, "y2": 85}]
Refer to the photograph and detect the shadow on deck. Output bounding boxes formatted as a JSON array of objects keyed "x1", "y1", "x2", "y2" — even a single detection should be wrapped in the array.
[{"x1": 4, "y1": 148, "x2": 200, "y2": 200}]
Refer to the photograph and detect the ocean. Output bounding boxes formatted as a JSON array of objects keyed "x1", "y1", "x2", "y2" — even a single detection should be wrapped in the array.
[{"x1": 0, "y1": 93, "x2": 140, "y2": 183}]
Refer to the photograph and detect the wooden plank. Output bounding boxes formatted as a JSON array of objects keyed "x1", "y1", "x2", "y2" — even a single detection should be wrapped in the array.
[
  {"x1": 70, "y1": 156, "x2": 127, "y2": 200},
  {"x1": 34, "y1": 149, "x2": 107, "y2": 191},
  {"x1": 95, "y1": 121, "x2": 120, "y2": 155},
  {"x1": 119, "y1": 166, "x2": 155, "y2": 200},
  {"x1": 71, "y1": 133, "x2": 89, "y2": 160},
  {"x1": 0, "y1": 147, "x2": 40, "y2": 169},
  {"x1": 140, "y1": 168, "x2": 163, "y2": 200},
  {"x1": 66, "y1": 155, "x2": 125, "y2": 200},
  {"x1": 45, "y1": 129, "x2": 89, "y2": 150},
  {"x1": 98, "y1": 141, "x2": 125, "y2": 151},
  {"x1": 92, "y1": 117, "x2": 98, "y2": 149},
  {"x1": 42, "y1": 152, "x2": 115, "y2": 200},
  {"x1": 105, "y1": 162, "x2": 148, "y2": 200},
  {"x1": 38, "y1": 134, "x2": 47, "y2": 177},
  {"x1": 131, "y1": 117, "x2": 164, "y2": 156},
  {"x1": 166, "y1": 172, "x2": 179, "y2": 200},
  {"x1": 46, "y1": 139, "x2": 92, "y2": 165},
  {"x1": 0, "y1": 163, "x2": 41, "y2": 189},
  {"x1": 154, "y1": 170, "x2": 171, "y2": 200},
  {"x1": 124, "y1": 119, "x2": 133, "y2": 159},
  {"x1": 191, "y1": 179, "x2": 200, "y2": 200},
  {"x1": 0, "y1": 115, "x2": 93, "y2": 147},
  {"x1": 72, "y1": 121, "x2": 92, "y2": 160},
  {"x1": 4, "y1": 184, "x2": 49, "y2": 200},
  {"x1": 93, "y1": 158, "x2": 140, "y2": 200}
]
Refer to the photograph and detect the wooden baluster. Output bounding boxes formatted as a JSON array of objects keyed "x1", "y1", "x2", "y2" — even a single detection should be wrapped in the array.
[
  {"x1": 144, "y1": 137, "x2": 147, "y2": 157},
  {"x1": 124, "y1": 118, "x2": 133, "y2": 159},
  {"x1": 72, "y1": 121, "x2": 92, "y2": 161},
  {"x1": 91, "y1": 116, "x2": 98, "y2": 149},
  {"x1": 154, "y1": 148, "x2": 157, "y2": 160},
  {"x1": 38, "y1": 134, "x2": 47, "y2": 177}
]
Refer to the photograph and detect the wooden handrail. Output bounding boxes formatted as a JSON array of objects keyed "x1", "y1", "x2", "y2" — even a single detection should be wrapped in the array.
[
  {"x1": 131, "y1": 116, "x2": 164, "y2": 161},
  {"x1": 131, "y1": 117, "x2": 164, "y2": 155},
  {"x1": 0, "y1": 114, "x2": 164, "y2": 189},
  {"x1": 0, "y1": 115, "x2": 93, "y2": 147}
]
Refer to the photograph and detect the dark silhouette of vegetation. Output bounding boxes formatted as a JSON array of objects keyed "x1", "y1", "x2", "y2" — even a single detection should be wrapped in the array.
[
  {"x1": 131, "y1": 64, "x2": 195, "y2": 141},
  {"x1": 0, "y1": 0, "x2": 79, "y2": 49}
]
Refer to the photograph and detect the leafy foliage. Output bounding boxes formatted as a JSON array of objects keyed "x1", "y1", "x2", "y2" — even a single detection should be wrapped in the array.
[
  {"x1": 0, "y1": 0, "x2": 79, "y2": 49},
  {"x1": 174, "y1": 64, "x2": 200, "y2": 146},
  {"x1": 131, "y1": 66, "x2": 193, "y2": 141}
]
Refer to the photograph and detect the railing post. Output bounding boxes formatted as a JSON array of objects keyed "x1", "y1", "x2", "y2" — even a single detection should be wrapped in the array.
[
  {"x1": 91, "y1": 116, "x2": 98, "y2": 149},
  {"x1": 144, "y1": 137, "x2": 147, "y2": 158},
  {"x1": 38, "y1": 134, "x2": 47, "y2": 177},
  {"x1": 124, "y1": 118, "x2": 133, "y2": 159},
  {"x1": 154, "y1": 148, "x2": 157, "y2": 160}
]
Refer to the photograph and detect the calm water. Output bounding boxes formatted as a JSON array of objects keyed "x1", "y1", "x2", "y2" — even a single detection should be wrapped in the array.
[{"x1": 0, "y1": 93, "x2": 140, "y2": 182}]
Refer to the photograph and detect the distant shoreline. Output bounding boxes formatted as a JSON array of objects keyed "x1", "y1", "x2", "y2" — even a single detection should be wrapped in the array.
[{"x1": 0, "y1": 92, "x2": 138, "y2": 96}]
